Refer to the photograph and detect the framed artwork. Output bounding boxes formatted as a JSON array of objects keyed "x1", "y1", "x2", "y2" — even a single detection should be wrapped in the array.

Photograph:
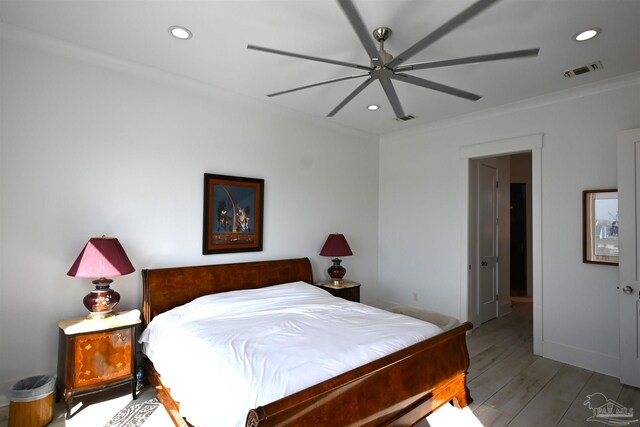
[
  {"x1": 583, "y1": 189, "x2": 618, "y2": 265},
  {"x1": 203, "y1": 173, "x2": 264, "y2": 254}
]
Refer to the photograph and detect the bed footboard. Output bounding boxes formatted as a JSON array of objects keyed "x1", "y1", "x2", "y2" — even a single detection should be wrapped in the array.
[{"x1": 246, "y1": 321, "x2": 473, "y2": 427}]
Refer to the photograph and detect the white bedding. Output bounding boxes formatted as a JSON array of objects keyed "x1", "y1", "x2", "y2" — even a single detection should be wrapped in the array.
[{"x1": 139, "y1": 281, "x2": 442, "y2": 427}]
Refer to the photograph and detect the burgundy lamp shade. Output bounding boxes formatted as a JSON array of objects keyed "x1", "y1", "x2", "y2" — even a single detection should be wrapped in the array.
[
  {"x1": 68, "y1": 237, "x2": 135, "y2": 318},
  {"x1": 320, "y1": 233, "x2": 353, "y2": 283},
  {"x1": 319, "y1": 233, "x2": 353, "y2": 257},
  {"x1": 67, "y1": 237, "x2": 135, "y2": 278}
]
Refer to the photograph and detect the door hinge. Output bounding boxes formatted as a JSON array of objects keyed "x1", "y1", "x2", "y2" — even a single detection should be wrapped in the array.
[
  {"x1": 495, "y1": 294, "x2": 499, "y2": 301},
  {"x1": 496, "y1": 181, "x2": 499, "y2": 188}
]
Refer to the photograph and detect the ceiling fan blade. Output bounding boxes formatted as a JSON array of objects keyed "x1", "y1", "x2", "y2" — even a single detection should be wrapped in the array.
[
  {"x1": 336, "y1": 0, "x2": 382, "y2": 66},
  {"x1": 247, "y1": 44, "x2": 372, "y2": 71},
  {"x1": 327, "y1": 77, "x2": 375, "y2": 117},
  {"x1": 388, "y1": 0, "x2": 500, "y2": 69},
  {"x1": 267, "y1": 73, "x2": 370, "y2": 97},
  {"x1": 397, "y1": 48, "x2": 540, "y2": 72},
  {"x1": 392, "y1": 73, "x2": 482, "y2": 101},
  {"x1": 379, "y1": 78, "x2": 406, "y2": 119}
]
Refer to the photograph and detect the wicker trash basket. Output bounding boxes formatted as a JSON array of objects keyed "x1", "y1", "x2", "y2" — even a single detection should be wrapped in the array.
[{"x1": 7, "y1": 375, "x2": 55, "y2": 427}]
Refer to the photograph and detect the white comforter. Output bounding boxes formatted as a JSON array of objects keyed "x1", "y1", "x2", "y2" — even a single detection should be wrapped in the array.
[{"x1": 139, "y1": 281, "x2": 442, "y2": 427}]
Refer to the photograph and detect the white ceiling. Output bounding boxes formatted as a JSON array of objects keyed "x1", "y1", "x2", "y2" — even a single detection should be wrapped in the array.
[{"x1": 1, "y1": 0, "x2": 639, "y2": 135}]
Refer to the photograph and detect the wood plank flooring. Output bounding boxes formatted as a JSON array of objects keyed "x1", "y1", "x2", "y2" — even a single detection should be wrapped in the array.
[{"x1": 431, "y1": 301, "x2": 640, "y2": 426}]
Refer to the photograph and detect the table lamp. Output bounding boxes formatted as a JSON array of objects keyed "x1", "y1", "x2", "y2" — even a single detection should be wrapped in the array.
[
  {"x1": 67, "y1": 236, "x2": 135, "y2": 319},
  {"x1": 320, "y1": 233, "x2": 353, "y2": 285}
]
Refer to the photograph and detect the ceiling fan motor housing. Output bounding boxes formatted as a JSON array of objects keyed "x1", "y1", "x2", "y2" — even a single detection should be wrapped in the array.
[{"x1": 376, "y1": 50, "x2": 394, "y2": 66}]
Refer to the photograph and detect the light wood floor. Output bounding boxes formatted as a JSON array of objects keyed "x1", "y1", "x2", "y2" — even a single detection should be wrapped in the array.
[{"x1": 459, "y1": 301, "x2": 640, "y2": 426}]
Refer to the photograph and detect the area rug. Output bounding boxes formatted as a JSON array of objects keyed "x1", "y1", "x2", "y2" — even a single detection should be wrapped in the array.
[{"x1": 103, "y1": 397, "x2": 161, "y2": 427}]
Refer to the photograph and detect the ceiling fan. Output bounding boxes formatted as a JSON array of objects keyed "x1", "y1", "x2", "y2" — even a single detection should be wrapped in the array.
[{"x1": 248, "y1": 0, "x2": 539, "y2": 121}]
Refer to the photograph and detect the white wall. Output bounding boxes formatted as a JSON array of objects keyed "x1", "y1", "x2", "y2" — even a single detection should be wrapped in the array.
[
  {"x1": 0, "y1": 30, "x2": 379, "y2": 400},
  {"x1": 379, "y1": 74, "x2": 640, "y2": 376}
]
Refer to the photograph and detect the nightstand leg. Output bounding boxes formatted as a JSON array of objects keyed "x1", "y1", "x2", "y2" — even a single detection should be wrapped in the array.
[
  {"x1": 131, "y1": 379, "x2": 138, "y2": 400},
  {"x1": 64, "y1": 393, "x2": 73, "y2": 420}
]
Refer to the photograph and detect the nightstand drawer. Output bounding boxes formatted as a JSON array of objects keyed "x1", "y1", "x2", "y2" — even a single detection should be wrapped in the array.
[{"x1": 73, "y1": 329, "x2": 133, "y2": 388}]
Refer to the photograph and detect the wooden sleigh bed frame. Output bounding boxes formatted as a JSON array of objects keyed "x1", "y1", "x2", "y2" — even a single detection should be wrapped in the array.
[{"x1": 141, "y1": 257, "x2": 472, "y2": 427}]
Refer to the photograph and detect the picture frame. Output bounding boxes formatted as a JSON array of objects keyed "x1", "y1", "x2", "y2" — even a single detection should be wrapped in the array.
[
  {"x1": 583, "y1": 189, "x2": 618, "y2": 265},
  {"x1": 203, "y1": 173, "x2": 264, "y2": 254}
]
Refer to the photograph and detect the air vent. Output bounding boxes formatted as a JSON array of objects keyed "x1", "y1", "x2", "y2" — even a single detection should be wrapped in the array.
[
  {"x1": 563, "y1": 61, "x2": 604, "y2": 78},
  {"x1": 395, "y1": 115, "x2": 416, "y2": 122}
]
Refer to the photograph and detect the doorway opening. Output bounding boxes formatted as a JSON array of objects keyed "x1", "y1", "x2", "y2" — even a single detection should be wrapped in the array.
[
  {"x1": 510, "y1": 183, "x2": 527, "y2": 298},
  {"x1": 468, "y1": 152, "x2": 533, "y2": 321},
  {"x1": 509, "y1": 152, "x2": 533, "y2": 303},
  {"x1": 461, "y1": 134, "x2": 542, "y2": 354}
]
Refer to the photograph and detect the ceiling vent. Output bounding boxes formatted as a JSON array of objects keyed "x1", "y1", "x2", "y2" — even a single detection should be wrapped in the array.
[
  {"x1": 563, "y1": 61, "x2": 604, "y2": 78},
  {"x1": 395, "y1": 115, "x2": 416, "y2": 122}
]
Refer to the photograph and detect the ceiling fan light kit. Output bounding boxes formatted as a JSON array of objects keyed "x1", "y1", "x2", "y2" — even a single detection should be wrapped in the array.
[{"x1": 248, "y1": 0, "x2": 540, "y2": 121}]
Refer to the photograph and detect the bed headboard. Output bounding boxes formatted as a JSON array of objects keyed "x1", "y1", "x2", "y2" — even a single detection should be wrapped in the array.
[{"x1": 141, "y1": 257, "x2": 313, "y2": 325}]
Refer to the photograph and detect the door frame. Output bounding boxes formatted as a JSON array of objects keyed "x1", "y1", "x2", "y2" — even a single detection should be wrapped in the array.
[{"x1": 460, "y1": 133, "x2": 543, "y2": 355}]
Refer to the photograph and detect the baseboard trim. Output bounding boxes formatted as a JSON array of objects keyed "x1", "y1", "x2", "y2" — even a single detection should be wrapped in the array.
[{"x1": 543, "y1": 340, "x2": 619, "y2": 378}]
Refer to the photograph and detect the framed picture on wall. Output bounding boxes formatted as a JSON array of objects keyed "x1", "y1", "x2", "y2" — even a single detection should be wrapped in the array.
[
  {"x1": 583, "y1": 189, "x2": 618, "y2": 265},
  {"x1": 203, "y1": 173, "x2": 264, "y2": 254}
]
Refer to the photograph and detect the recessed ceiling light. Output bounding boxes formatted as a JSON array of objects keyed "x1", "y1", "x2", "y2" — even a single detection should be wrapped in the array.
[
  {"x1": 169, "y1": 26, "x2": 192, "y2": 40},
  {"x1": 367, "y1": 104, "x2": 380, "y2": 111},
  {"x1": 573, "y1": 27, "x2": 601, "y2": 42}
]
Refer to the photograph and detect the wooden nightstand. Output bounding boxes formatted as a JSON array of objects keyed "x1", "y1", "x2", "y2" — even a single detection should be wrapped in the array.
[
  {"x1": 56, "y1": 310, "x2": 141, "y2": 419},
  {"x1": 315, "y1": 280, "x2": 361, "y2": 302}
]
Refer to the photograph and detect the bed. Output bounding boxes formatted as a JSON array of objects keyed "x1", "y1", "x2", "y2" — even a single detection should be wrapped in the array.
[{"x1": 141, "y1": 257, "x2": 472, "y2": 427}]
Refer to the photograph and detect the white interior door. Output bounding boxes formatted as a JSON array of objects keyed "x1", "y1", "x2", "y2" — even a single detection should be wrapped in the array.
[
  {"x1": 478, "y1": 162, "x2": 499, "y2": 323},
  {"x1": 617, "y1": 128, "x2": 640, "y2": 387}
]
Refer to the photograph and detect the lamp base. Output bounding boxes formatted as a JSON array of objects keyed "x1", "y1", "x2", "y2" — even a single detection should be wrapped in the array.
[
  {"x1": 83, "y1": 278, "x2": 120, "y2": 319},
  {"x1": 86, "y1": 311, "x2": 116, "y2": 320},
  {"x1": 327, "y1": 258, "x2": 346, "y2": 283}
]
